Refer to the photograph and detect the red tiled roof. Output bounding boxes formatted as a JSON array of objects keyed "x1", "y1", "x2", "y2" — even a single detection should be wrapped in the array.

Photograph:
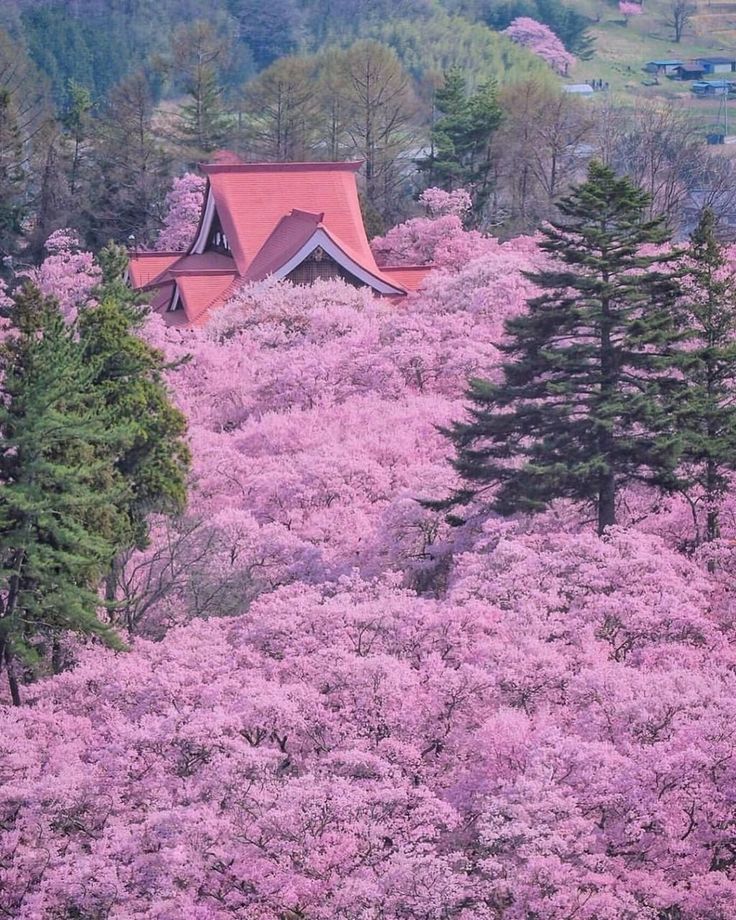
[
  {"x1": 166, "y1": 251, "x2": 236, "y2": 280},
  {"x1": 130, "y1": 157, "x2": 414, "y2": 325},
  {"x1": 243, "y1": 210, "x2": 406, "y2": 293},
  {"x1": 127, "y1": 252, "x2": 183, "y2": 288},
  {"x1": 245, "y1": 209, "x2": 323, "y2": 281},
  {"x1": 382, "y1": 265, "x2": 435, "y2": 292},
  {"x1": 200, "y1": 161, "x2": 379, "y2": 278},
  {"x1": 175, "y1": 272, "x2": 239, "y2": 325},
  {"x1": 148, "y1": 281, "x2": 176, "y2": 312}
]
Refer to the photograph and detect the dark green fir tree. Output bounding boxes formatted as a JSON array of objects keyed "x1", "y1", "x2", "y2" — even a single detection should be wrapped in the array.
[
  {"x1": 673, "y1": 208, "x2": 736, "y2": 546},
  {"x1": 436, "y1": 162, "x2": 684, "y2": 535},
  {"x1": 78, "y1": 244, "x2": 190, "y2": 621},
  {"x1": 417, "y1": 67, "x2": 502, "y2": 224},
  {"x1": 0, "y1": 285, "x2": 130, "y2": 704}
]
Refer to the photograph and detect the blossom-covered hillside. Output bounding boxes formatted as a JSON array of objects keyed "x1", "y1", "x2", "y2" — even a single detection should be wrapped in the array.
[{"x1": 4, "y1": 209, "x2": 736, "y2": 918}]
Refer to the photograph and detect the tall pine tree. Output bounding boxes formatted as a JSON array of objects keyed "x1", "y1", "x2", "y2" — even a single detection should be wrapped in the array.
[
  {"x1": 673, "y1": 208, "x2": 736, "y2": 545},
  {"x1": 437, "y1": 162, "x2": 683, "y2": 535},
  {"x1": 0, "y1": 285, "x2": 129, "y2": 704},
  {"x1": 78, "y1": 245, "x2": 190, "y2": 621},
  {"x1": 417, "y1": 67, "x2": 502, "y2": 224}
]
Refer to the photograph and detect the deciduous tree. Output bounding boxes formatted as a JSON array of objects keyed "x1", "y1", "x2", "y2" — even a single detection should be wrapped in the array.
[{"x1": 666, "y1": 0, "x2": 696, "y2": 42}]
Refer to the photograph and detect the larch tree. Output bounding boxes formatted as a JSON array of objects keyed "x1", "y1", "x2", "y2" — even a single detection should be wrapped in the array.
[
  {"x1": 86, "y1": 69, "x2": 172, "y2": 247},
  {"x1": 674, "y1": 208, "x2": 736, "y2": 545},
  {"x1": 238, "y1": 56, "x2": 319, "y2": 161},
  {"x1": 496, "y1": 79, "x2": 594, "y2": 231},
  {"x1": 436, "y1": 162, "x2": 684, "y2": 535},
  {"x1": 169, "y1": 21, "x2": 233, "y2": 161},
  {"x1": 0, "y1": 285, "x2": 128, "y2": 704},
  {"x1": 315, "y1": 48, "x2": 352, "y2": 160},
  {"x1": 336, "y1": 40, "x2": 418, "y2": 221},
  {"x1": 0, "y1": 28, "x2": 51, "y2": 259},
  {"x1": 61, "y1": 80, "x2": 93, "y2": 197}
]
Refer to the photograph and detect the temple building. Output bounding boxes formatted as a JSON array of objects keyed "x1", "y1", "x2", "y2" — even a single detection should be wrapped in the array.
[{"x1": 128, "y1": 153, "x2": 432, "y2": 326}]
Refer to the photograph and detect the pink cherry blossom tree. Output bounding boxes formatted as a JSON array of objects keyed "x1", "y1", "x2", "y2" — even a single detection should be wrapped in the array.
[
  {"x1": 21, "y1": 229, "x2": 101, "y2": 321},
  {"x1": 502, "y1": 17, "x2": 576, "y2": 75},
  {"x1": 155, "y1": 172, "x2": 207, "y2": 251},
  {"x1": 619, "y1": 0, "x2": 644, "y2": 24}
]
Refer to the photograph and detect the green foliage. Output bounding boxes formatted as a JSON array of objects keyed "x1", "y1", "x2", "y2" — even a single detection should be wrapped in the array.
[
  {"x1": 78, "y1": 246, "x2": 190, "y2": 551},
  {"x1": 0, "y1": 28, "x2": 50, "y2": 260},
  {"x1": 369, "y1": 11, "x2": 555, "y2": 88},
  {"x1": 437, "y1": 163, "x2": 684, "y2": 535},
  {"x1": 83, "y1": 70, "x2": 171, "y2": 247},
  {"x1": 0, "y1": 285, "x2": 129, "y2": 701},
  {"x1": 20, "y1": 4, "x2": 140, "y2": 104},
  {"x1": 417, "y1": 67, "x2": 502, "y2": 222},
  {"x1": 673, "y1": 208, "x2": 736, "y2": 544},
  {"x1": 450, "y1": 0, "x2": 595, "y2": 57},
  {"x1": 226, "y1": 0, "x2": 304, "y2": 70},
  {"x1": 169, "y1": 21, "x2": 236, "y2": 160}
]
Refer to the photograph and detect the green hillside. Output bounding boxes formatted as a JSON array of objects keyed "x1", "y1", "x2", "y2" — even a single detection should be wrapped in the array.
[{"x1": 570, "y1": 0, "x2": 736, "y2": 125}]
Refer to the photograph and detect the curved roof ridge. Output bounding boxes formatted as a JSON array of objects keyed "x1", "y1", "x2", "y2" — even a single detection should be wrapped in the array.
[{"x1": 203, "y1": 160, "x2": 363, "y2": 175}]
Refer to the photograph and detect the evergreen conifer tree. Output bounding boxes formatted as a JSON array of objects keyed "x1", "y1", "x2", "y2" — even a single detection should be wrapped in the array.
[
  {"x1": 0, "y1": 285, "x2": 129, "y2": 704},
  {"x1": 417, "y1": 67, "x2": 502, "y2": 224},
  {"x1": 78, "y1": 245, "x2": 190, "y2": 619},
  {"x1": 436, "y1": 162, "x2": 683, "y2": 535},
  {"x1": 673, "y1": 208, "x2": 736, "y2": 545}
]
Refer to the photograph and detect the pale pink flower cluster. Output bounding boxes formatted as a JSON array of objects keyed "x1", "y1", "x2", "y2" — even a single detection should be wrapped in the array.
[
  {"x1": 503, "y1": 16, "x2": 576, "y2": 75},
  {"x1": 22, "y1": 229, "x2": 101, "y2": 321},
  {"x1": 419, "y1": 186, "x2": 473, "y2": 217},
  {"x1": 155, "y1": 173, "x2": 207, "y2": 251}
]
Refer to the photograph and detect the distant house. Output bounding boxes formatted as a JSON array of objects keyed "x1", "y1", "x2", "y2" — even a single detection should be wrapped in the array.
[
  {"x1": 691, "y1": 80, "x2": 732, "y2": 96},
  {"x1": 674, "y1": 63, "x2": 705, "y2": 81},
  {"x1": 644, "y1": 60, "x2": 683, "y2": 75},
  {"x1": 697, "y1": 56, "x2": 736, "y2": 74},
  {"x1": 562, "y1": 83, "x2": 595, "y2": 95}
]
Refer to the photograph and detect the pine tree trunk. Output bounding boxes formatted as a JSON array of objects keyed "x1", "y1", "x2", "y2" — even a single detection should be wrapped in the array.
[
  {"x1": 1, "y1": 563, "x2": 23, "y2": 704},
  {"x1": 598, "y1": 472, "x2": 616, "y2": 536},
  {"x1": 706, "y1": 458, "x2": 720, "y2": 543},
  {"x1": 105, "y1": 555, "x2": 119, "y2": 606},
  {"x1": 598, "y1": 283, "x2": 617, "y2": 535},
  {"x1": 51, "y1": 637, "x2": 63, "y2": 675},
  {"x1": 1, "y1": 639, "x2": 21, "y2": 707}
]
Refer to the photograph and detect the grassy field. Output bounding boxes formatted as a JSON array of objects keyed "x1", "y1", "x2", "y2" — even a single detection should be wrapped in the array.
[{"x1": 565, "y1": 0, "x2": 736, "y2": 133}]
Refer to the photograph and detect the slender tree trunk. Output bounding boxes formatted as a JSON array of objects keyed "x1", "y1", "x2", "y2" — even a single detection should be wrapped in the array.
[
  {"x1": 51, "y1": 637, "x2": 63, "y2": 675},
  {"x1": 1, "y1": 638, "x2": 21, "y2": 706},
  {"x1": 598, "y1": 472, "x2": 616, "y2": 535},
  {"x1": 598, "y1": 280, "x2": 617, "y2": 535},
  {"x1": 704, "y1": 348, "x2": 720, "y2": 559}
]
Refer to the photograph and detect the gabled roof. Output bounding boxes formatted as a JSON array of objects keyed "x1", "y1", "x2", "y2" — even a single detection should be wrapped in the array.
[
  {"x1": 173, "y1": 272, "x2": 238, "y2": 325},
  {"x1": 191, "y1": 160, "x2": 382, "y2": 276},
  {"x1": 244, "y1": 209, "x2": 324, "y2": 281},
  {"x1": 129, "y1": 154, "x2": 436, "y2": 324},
  {"x1": 127, "y1": 252, "x2": 183, "y2": 288},
  {"x1": 382, "y1": 265, "x2": 434, "y2": 293}
]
